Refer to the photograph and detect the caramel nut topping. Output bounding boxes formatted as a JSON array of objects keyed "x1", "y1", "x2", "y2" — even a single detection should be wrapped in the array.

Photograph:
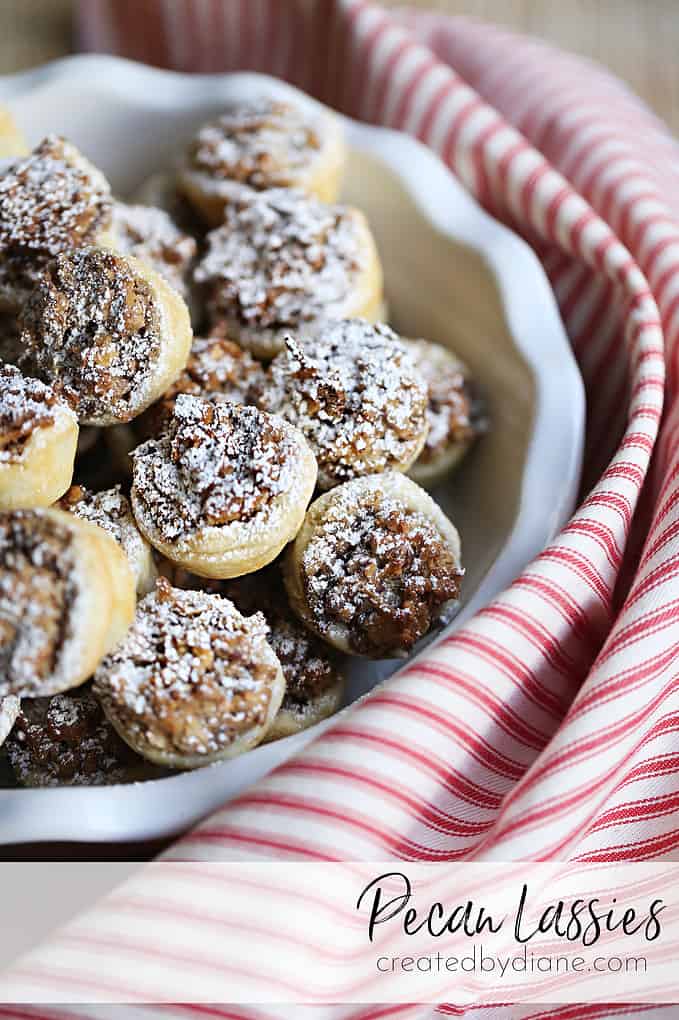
[
  {"x1": 140, "y1": 333, "x2": 266, "y2": 438},
  {"x1": 175, "y1": 565, "x2": 340, "y2": 714},
  {"x1": 0, "y1": 135, "x2": 111, "y2": 255},
  {"x1": 132, "y1": 394, "x2": 299, "y2": 543},
  {"x1": 6, "y1": 689, "x2": 143, "y2": 787},
  {"x1": 301, "y1": 487, "x2": 463, "y2": 657},
  {"x1": 0, "y1": 510, "x2": 79, "y2": 696},
  {"x1": 94, "y1": 578, "x2": 278, "y2": 757},
  {"x1": 194, "y1": 188, "x2": 364, "y2": 332},
  {"x1": 111, "y1": 202, "x2": 197, "y2": 299},
  {"x1": 59, "y1": 484, "x2": 147, "y2": 583},
  {"x1": 407, "y1": 339, "x2": 486, "y2": 462},
  {"x1": 187, "y1": 98, "x2": 322, "y2": 189},
  {"x1": 0, "y1": 363, "x2": 74, "y2": 463},
  {"x1": 262, "y1": 322, "x2": 428, "y2": 485},
  {"x1": 19, "y1": 247, "x2": 163, "y2": 422}
]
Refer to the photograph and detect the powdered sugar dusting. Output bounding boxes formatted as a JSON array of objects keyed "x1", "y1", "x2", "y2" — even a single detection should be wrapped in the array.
[
  {"x1": 0, "y1": 135, "x2": 111, "y2": 255},
  {"x1": 94, "y1": 579, "x2": 278, "y2": 759},
  {"x1": 131, "y1": 395, "x2": 300, "y2": 543},
  {"x1": 301, "y1": 481, "x2": 463, "y2": 656},
  {"x1": 194, "y1": 188, "x2": 365, "y2": 333},
  {"x1": 186, "y1": 98, "x2": 323, "y2": 190},
  {"x1": 0, "y1": 694, "x2": 19, "y2": 746},
  {"x1": 5, "y1": 689, "x2": 154, "y2": 786},
  {"x1": 261, "y1": 321, "x2": 428, "y2": 487},
  {"x1": 111, "y1": 201, "x2": 196, "y2": 299},
  {"x1": 19, "y1": 247, "x2": 163, "y2": 423},
  {"x1": 0, "y1": 510, "x2": 80, "y2": 696},
  {"x1": 59, "y1": 485, "x2": 148, "y2": 590},
  {"x1": 0, "y1": 363, "x2": 75, "y2": 463}
]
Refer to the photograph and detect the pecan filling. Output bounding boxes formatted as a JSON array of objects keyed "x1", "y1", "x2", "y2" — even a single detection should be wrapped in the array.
[
  {"x1": 59, "y1": 484, "x2": 146, "y2": 583},
  {"x1": 19, "y1": 247, "x2": 162, "y2": 422},
  {"x1": 111, "y1": 202, "x2": 197, "y2": 299},
  {"x1": 94, "y1": 578, "x2": 277, "y2": 757},
  {"x1": 302, "y1": 492, "x2": 463, "y2": 656},
  {"x1": 139, "y1": 333, "x2": 265, "y2": 438},
  {"x1": 132, "y1": 395, "x2": 295, "y2": 542},
  {"x1": 0, "y1": 511, "x2": 78, "y2": 694},
  {"x1": 262, "y1": 323, "x2": 428, "y2": 485},
  {"x1": 6, "y1": 689, "x2": 142, "y2": 787},
  {"x1": 0, "y1": 135, "x2": 112, "y2": 255},
  {"x1": 188, "y1": 98, "x2": 321, "y2": 187},
  {"x1": 0, "y1": 363, "x2": 67, "y2": 463},
  {"x1": 190, "y1": 566, "x2": 341, "y2": 712},
  {"x1": 194, "y1": 189, "x2": 363, "y2": 331}
]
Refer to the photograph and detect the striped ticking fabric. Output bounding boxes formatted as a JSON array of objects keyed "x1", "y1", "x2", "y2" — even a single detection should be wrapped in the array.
[{"x1": 8, "y1": 0, "x2": 679, "y2": 1016}]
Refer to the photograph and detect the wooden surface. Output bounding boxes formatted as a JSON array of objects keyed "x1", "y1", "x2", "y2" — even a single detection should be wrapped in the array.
[{"x1": 0, "y1": 0, "x2": 677, "y2": 135}]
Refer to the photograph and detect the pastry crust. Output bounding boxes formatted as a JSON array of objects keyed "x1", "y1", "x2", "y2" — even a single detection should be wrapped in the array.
[
  {"x1": 178, "y1": 97, "x2": 346, "y2": 225},
  {"x1": 0, "y1": 107, "x2": 28, "y2": 158},
  {"x1": 0, "y1": 693, "x2": 19, "y2": 746},
  {"x1": 130, "y1": 395, "x2": 317, "y2": 579},
  {"x1": 260, "y1": 322, "x2": 429, "y2": 489},
  {"x1": 284, "y1": 472, "x2": 463, "y2": 658},
  {"x1": 59, "y1": 484, "x2": 158, "y2": 595},
  {"x1": 94, "y1": 579, "x2": 286, "y2": 768},
  {"x1": 19, "y1": 247, "x2": 192, "y2": 426},
  {"x1": 194, "y1": 188, "x2": 383, "y2": 359},
  {"x1": 0, "y1": 508, "x2": 135, "y2": 698},
  {"x1": 0, "y1": 364, "x2": 78, "y2": 509},
  {"x1": 403, "y1": 338, "x2": 485, "y2": 486}
]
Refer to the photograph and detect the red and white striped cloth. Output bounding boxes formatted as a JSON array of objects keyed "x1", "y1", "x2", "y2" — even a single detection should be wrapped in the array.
[{"x1": 10, "y1": 0, "x2": 679, "y2": 1015}]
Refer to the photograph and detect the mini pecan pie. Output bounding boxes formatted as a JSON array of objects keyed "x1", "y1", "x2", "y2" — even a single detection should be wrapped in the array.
[
  {"x1": 94, "y1": 578, "x2": 285, "y2": 768},
  {"x1": 19, "y1": 246, "x2": 192, "y2": 426},
  {"x1": 59, "y1": 484, "x2": 157, "y2": 595},
  {"x1": 403, "y1": 338, "x2": 487, "y2": 485},
  {"x1": 0, "y1": 135, "x2": 113, "y2": 318},
  {"x1": 194, "y1": 187, "x2": 383, "y2": 359},
  {"x1": 0, "y1": 508, "x2": 135, "y2": 698},
  {"x1": 167, "y1": 563, "x2": 345, "y2": 741},
  {"x1": 260, "y1": 321, "x2": 429, "y2": 489},
  {"x1": 130, "y1": 394, "x2": 317, "y2": 578},
  {"x1": 284, "y1": 472, "x2": 463, "y2": 658},
  {"x1": 5, "y1": 688, "x2": 162, "y2": 787},
  {"x1": 137, "y1": 331, "x2": 266, "y2": 439},
  {"x1": 0, "y1": 364, "x2": 78, "y2": 509},
  {"x1": 110, "y1": 201, "x2": 197, "y2": 301},
  {"x1": 178, "y1": 97, "x2": 346, "y2": 225}
]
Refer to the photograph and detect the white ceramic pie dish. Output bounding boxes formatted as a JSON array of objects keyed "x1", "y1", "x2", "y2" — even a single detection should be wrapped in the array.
[{"x1": 0, "y1": 57, "x2": 584, "y2": 845}]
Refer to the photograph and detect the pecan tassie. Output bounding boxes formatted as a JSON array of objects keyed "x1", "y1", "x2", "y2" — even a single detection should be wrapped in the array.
[
  {"x1": 93, "y1": 578, "x2": 285, "y2": 767},
  {"x1": 285, "y1": 473, "x2": 464, "y2": 659},
  {"x1": 136, "y1": 332, "x2": 266, "y2": 440},
  {"x1": 193, "y1": 187, "x2": 382, "y2": 359},
  {"x1": 259, "y1": 321, "x2": 429, "y2": 490},
  {"x1": 19, "y1": 246, "x2": 192, "y2": 426},
  {"x1": 403, "y1": 338, "x2": 487, "y2": 484},
  {"x1": 0, "y1": 363, "x2": 63, "y2": 463},
  {"x1": 5, "y1": 688, "x2": 164, "y2": 787},
  {"x1": 58, "y1": 484, "x2": 157, "y2": 595},
  {"x1": 111, "y1": 200, "x2": 197, "y2": 301},
  {"x1": 0, "y1": 135, "x2": 113, "y2": 323},
  {"x1": 162, "y1": 562, "x2": 344, "y2": 739}
]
